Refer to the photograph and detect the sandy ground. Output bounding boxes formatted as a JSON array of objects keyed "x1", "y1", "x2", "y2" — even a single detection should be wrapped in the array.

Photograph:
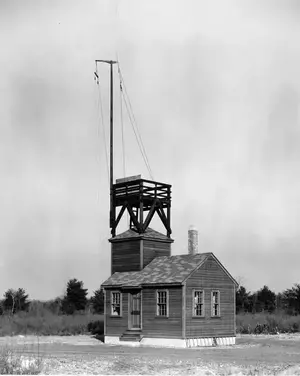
[{"x1": 1, "y1": 334, "x2": 300, "y2": 375}]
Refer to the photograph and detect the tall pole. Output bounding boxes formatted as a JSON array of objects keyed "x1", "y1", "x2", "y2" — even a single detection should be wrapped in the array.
[
  {"x1": 95, "y1": 59, "x2": 117, "y2": 236},
  {"x1": 109, "y1": 62, "x2": 114, "y2": 235}
]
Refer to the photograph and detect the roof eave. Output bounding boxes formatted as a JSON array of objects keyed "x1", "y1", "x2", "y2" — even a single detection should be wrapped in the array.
[
  {"x1": 102, "y1": 283, "x2": 142, "y2": 289},
  {"x1": 101, "y1": 284, "x2": 123, "y2": 289},
  {"x1": 141, "y1": 282, "x2": 183, "y2": 287},
  {"x1": 121, "y1": 285, "x2": 141, "y2": 289},
  {"x1": 109, "y1": 236, "x2": 174, "y2": 243}
]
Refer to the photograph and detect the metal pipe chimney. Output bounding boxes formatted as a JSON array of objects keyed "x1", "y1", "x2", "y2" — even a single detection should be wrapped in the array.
[{"x1": 188, "y1": 225, "x2": 198, "y2": 255}]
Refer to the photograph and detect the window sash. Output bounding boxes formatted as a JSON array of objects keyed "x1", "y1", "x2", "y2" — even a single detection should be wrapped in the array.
[
  {"x1": 212, "y1": 291, "x2": 219, "y2": 304},
  {"x1": 211, "y1": 291, "x2": 220, "y2": 316},
  {"x1": 156, "y1": 290, "x2": 168, "y2": 316},
  {"x1": 111, "y1": 292, "x2": 122, "y2": 316},
  {"x1": 193, "y1": 290, "x2": 204, "y2": 317}
]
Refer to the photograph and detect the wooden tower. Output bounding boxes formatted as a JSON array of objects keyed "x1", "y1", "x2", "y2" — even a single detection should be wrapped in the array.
[
  {"x1": 95, "y1": 59, "x2": 173, "y2": 276},
  {"x1": 109, "y1": 175, "x2": 173, "y2": 274}
]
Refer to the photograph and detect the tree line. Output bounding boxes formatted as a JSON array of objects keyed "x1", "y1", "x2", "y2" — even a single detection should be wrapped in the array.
[
  {"x1": 0, "y1": 279, "x2": 104, "y2": 316},
  {"x1": 236, "y1": 283, "x2": 300, "y2": 315},
  {"x1": 1, "y1": 279, "x2": 299, "y2": 316}
]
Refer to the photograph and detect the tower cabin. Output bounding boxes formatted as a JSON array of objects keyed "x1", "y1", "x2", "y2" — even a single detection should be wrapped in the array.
[
  {"x1": 110, "y1": 175, "x2": 173, "y2": 275},
  {"x1": 101, "y1": 175, "x2": 238, "y2": 348}
]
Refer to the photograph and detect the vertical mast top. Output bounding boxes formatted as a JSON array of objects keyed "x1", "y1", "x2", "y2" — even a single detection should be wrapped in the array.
[{"x1": 95, "y1": 59, "x2": 117, "y2": 235}]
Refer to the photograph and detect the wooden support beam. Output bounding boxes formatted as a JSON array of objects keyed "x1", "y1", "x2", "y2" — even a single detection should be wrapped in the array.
[
  {"x1": 167, "y1": 187, "x2": 171, "y2": 237},
  {"x1": 156, "y1": 207, "x2": 166, "y2": 230},
  {"x1": 156, "y1": 203, "x2": 172, "y2": 235},
  {"x1": 115, "y1": 204, "x2": 127, "y2": 228},
  {"x1": 142, "y1": 199, "x2": 157, "y2": 231},
  {"x1": 139, "y1": 198, "x2": 143, "y2": 234},
  {"x1": 126, "y1": 202, "x2": 141, "y2": 231}
]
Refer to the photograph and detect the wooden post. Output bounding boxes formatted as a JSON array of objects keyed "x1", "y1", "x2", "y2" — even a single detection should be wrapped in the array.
[
  {"x1": 167, "y1": 186, "x2": 171, "y2": 237},
  {"x1": 103, "y1": 289, "x2": 107, "y2": 336},
  {"x1": 182, "y1": 283, "x2": 186, "y2": 339},
  {"x1": 139, "y1": 181, "x2": 143, "y2": 233}
]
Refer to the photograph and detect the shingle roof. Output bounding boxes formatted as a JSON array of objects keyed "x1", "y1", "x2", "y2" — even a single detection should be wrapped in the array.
[
  {"x1": 109, "y1": 227, "x2": 173, "y2": 243},
  {"x1": 101, "y1": 253, "x2": 212, "y2": 287}
]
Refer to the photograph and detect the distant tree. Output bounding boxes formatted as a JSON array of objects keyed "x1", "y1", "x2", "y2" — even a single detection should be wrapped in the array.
[
  {"x1": 3, "y1": 288, "x2": 30, "y2": 314},
  {"x1": 236, "y1": 285, "x2": 251, "y2": 313},
  {"x1": 44, "y1": 297, "x2": 63, "y2": 315},
  {"x1": 62, "y1": 279, "x2": 88, "y2": 314},
  {"x1": 282, "y1": 284, "x2": 300, "y2": 315},
  {"x1": 275, "y1": 292, "x2": 285, "y2": 312},
  {"x1": 248, "y1": 293, "x2": 257, "y2": 313},
  {"x1": 28, "y1": 300, "x2": 45, "y2": 316},
  {"x1": 256, "y1": 285, "x2": 276, "y2": 313},
  {"x1": 90, "y1": 288, "x2": 104, "y2": 314}
]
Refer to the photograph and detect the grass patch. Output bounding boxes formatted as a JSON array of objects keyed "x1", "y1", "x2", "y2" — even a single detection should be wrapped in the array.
[
  {"x1": 237, "y1": 311, "x2": 300, "y2": 334},
  {"x1": 0, "y1": 345, "x2": 43, "y2": 374},
  {"x1": 0, "y1": 310, "x2": 104, "y2": 336},
  {"x1": 1, "y1": 309, "x2": 299, "y2": 338}
]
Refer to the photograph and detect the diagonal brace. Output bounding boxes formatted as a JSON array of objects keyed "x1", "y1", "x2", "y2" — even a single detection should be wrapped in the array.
[
  {"x1": 115, "y1": 204, "x2": 127, "y2": 228},
  {"x1": 142, "y1": 199, "x2": 158, "y2": 232},
  {"x1": 126, "y1": 202, "x2": 142, "y2": 232},
  {"x1": 156, "y1": 202, "x2": 172, "y2": 234}
]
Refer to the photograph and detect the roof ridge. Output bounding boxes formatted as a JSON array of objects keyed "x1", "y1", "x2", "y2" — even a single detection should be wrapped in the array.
[{"x1": 165, "y1": 252, "x2": 213, "y2": 258}]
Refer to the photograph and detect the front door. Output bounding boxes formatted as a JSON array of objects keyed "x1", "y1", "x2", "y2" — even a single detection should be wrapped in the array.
[{"x1": 129, "y1": 291, "x2": 141, "y2": 329}]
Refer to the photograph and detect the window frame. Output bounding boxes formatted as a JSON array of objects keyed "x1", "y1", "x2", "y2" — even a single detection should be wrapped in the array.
[
  {"x1": 110, "y1": 290, "x2": 122, "y2": 317},
  {"x1": 193, "y1": 289, "x2": 205, "y2": 317},
  {"x1": 211, "y1": 290, "x2": 220, "y2": 317},
  {"x1": 156, "y1": 289, "x2": 169, "y2": 318}
]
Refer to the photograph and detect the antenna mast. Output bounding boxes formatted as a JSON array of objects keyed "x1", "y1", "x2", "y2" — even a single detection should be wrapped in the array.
[{"x1": 95, "y1": 60, "x2": 117, "y2": 232}]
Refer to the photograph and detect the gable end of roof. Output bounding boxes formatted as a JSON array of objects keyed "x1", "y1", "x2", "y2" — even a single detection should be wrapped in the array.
[
  {"x1": 181, "y1": 253, "x2": 212, "y2": 283},
  {"x1": 183, "y1": 253, "x2": 238, "y2": 286}
]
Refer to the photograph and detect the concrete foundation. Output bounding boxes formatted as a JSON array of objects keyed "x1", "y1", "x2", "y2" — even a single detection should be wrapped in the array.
[
  {"x1": 185, "y1": 336, "x2": 235, "y2": 347},
  {"x1": 104, "y1": 336, "x2": 236, "y2": 348}
]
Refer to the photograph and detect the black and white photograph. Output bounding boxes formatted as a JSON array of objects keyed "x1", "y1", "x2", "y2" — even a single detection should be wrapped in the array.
[{"x1": 0, "y1": 0, "x2": 300, "y2": 374}]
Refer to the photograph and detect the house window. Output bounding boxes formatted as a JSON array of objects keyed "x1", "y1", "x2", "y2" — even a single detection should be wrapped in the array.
[
  {"x1": 211, "y1": 290, "x2": 220, "y2": 317},
  {"x1": 156, "y1": 290, "x2": 168, "y2": 317},
  {"x1": 111, "y1": 291, "x2": 122, "y2": 316},
  {"x1": 193, "y1": 290, "x2": 204, "y2": 317}
]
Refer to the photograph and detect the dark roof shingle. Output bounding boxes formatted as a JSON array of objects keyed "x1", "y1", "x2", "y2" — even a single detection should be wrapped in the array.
[{"x1": 102, "y1": 253, "x2": 211, "y2": 287}]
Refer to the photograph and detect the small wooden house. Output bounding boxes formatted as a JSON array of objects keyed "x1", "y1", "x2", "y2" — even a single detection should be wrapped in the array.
[{"x1": 101, "y1": 177, "x2": 237, "y2": 348}]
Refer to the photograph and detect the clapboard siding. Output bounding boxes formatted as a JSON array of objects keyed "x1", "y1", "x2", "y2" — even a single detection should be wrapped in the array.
[
  {"x1": 105, "y1": 288, "x2": 128, "y2": 336},
  {"x1": 111, "y1": 240, "x2": 141, "y2": 274},
  {"x1": 142, "y1": 286, "x2": 182, "y2": 338},
  {"x1": 111, "y1": 239, "x2": 171, "y2": 274},
  {"x1": 143, "y1": 240, "x2": 171, "y2": 268},
  {"x1": 185, "y1": 255, "x2": 235, "y2": 338}
]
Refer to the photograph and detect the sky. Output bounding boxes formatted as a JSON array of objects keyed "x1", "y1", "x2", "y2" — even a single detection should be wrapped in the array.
[{"x1": 0, "y1": 0, "x2": 300, "y2": 299}]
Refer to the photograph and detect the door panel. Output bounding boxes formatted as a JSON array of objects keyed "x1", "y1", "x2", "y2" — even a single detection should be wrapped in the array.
[{"x1": 129, "y1": 292, "x2": 141, "y2": 329}]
